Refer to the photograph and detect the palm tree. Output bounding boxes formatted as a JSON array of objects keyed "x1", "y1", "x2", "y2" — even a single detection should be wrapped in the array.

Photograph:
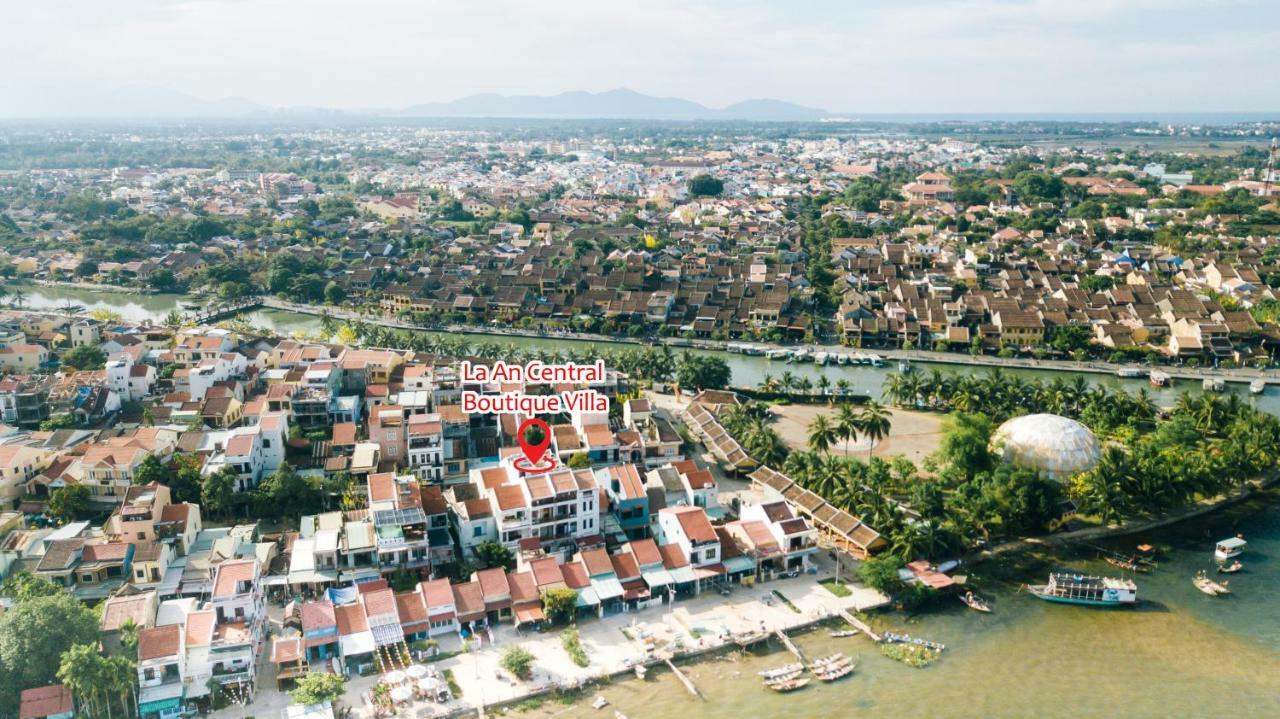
[
  {"x1": 858, "y1": 401, "x2": 892, "y2": 461},
  {"x1": 816, "y1": 375, "x2": 831, "y2": 403},
  {"x1": 836, "y1": 378, "x2": 851, "y2": 397},
  {"x1": 9, "y1": 287, "x2": 26, "y2": 309},
  {"x1": 807, "y1": 415, "x2": 840, "y2": 455},
  {"x1": 835, "y1": 404, "x2": 861, "y2": 458}
]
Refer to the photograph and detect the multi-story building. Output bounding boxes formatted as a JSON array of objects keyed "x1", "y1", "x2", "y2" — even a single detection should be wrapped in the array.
[{"x1": 407, "y1": 413, "x2": 444, "y2": 483}]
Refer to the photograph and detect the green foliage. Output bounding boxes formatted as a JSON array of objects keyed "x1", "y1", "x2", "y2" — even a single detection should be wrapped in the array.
[
  {"x1": 49, "y1": 484, "x2": 92, "y2": 521},
  {"x1": 0, "y1": 572, "x2": 63, "y2": 603},
  {"x1": 0, "y1": 593, "x2": 100, "y2": 704},
  {"x1": 60, "y1": 344, "x2": 106, "y2": 371},
  {"x1": 857, "y1": 555, "x2": 905, "y2": 593},
  {"x1": 560, "y1": 626, "x2": 589, "y2": 667},
  {"x1": 566, "y1": 453, "x2": 591, "y2": 469},
  {"x1": 500, "y1": 645, "x2": 536, "y2": 680},
  {"x1": 541, "y1": 587, "x2": 579, "y2": 625},
  {"x1": 675, "y1": 352, "x2": 731, "y2": 390},
  {"x1": 201, "y1": 465, "x2": 237, "y2": 518},
  {"x1": 475, "y1": 540, "x2": 515, "y2": 571},
  {"x1": 132, "y1": 453, "x2": 168, "y2": 486},
  {"x1": 57, "y1": 642, "x2": 136, "y2": 719},
  {"x1": 290, "y1": 671, "x2": 347, "y2": 705},
  {"x1": 687, "y1": 174, "x2": 724, "y2": 197}
]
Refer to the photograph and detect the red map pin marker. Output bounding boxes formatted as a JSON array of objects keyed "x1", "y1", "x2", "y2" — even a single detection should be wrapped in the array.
[{"x1": 516, "y1": 417, "x2": 552, "y2": 467}]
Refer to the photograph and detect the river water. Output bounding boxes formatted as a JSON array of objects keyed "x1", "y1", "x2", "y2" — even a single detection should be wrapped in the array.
[{"x1": 20, "y1": 285, "x2": 1280, "y2": 717}]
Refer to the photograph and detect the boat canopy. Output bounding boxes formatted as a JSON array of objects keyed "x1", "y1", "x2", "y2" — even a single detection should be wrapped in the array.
[{"x1": 1216, "y1": 537, "x2": 1247, "y2": 550}]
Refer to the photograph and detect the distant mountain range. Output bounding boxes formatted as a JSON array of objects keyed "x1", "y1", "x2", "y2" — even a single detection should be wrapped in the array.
[
  {"x1": 20, "y1": 86, "x2": 827, "y2": 121},
  {"x1": 397, "y1": 88, "x2": 828, "y2": 121}
]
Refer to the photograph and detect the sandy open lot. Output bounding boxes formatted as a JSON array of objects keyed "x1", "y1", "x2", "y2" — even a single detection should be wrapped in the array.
[{"x1": 769, "y1": 404, "x2": 945, "y2": 466}]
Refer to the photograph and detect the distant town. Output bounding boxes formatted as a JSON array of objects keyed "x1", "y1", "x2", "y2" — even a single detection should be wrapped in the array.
[{"x1": 0, "y1": 120, "x2": 1278, "y2": 719}]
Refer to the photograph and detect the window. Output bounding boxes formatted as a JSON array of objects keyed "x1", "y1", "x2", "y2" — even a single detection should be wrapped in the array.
[{"x1": 473, "y1": 526, "x2": 484, "y2": 537}]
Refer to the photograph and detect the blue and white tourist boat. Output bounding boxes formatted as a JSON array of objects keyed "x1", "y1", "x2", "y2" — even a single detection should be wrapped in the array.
[{"x1": 1026, "y1": 573, "x2": 1138, "y2": 607}]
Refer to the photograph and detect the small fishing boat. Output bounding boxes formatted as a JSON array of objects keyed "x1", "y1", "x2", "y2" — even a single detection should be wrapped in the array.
[
  {"x1": 1202, "y1": 377, "x2": 1225, "y2": 392},
  {"x1": 791, "y1": 349, "x2": 812, "y2": 363},
  {"x1": 882, "y1": 633, "x2": 947, "y2": 651},
  {"x1": 829, "y1": 629, "x2": 859, "y2": 638},
  {"x1": 1214, "y1": 536, "x2": 1246, "y2": 561},
  {"x1": 592, "y1": 696, "x2": 610, "y2": 710},
  {"x1": 1115, "y1": 367, "x2": 1147, "y2": 379},
  {"x1": 813, "y1": 657, "x2": 856, "y2": 682},
  {"x1": 809, "y1": 653, "x2": 851, "y2": 669},
  {"x1": 866, "y1": 354, "x2": 885, "y2": 367},
  {"x1": 814, "y1": 351, "x2": 829, "y2": 366},
  {"x1": 765, "y1": 349, "x2": 791, "y2": 361},
  {"x1": 1025, "y1": 573, "x2": 1138, "y2": 607},
  {"x1": 1193, "y1": 571, "x2": 1231, "y2": 596},
  {"x1": 766, "y1": 677, "x2": 811, "y2": 693},
  {"x1": 959, "y1": 591, "x2": 992, "y2": 613},
  {"x1": 1149, "y1": 370, "x2": 1171, "y2": 388},
  {"x1": 758, "y1": 663, "x2": 805, "y2": 680},
  {"x1": 1251, "y1": 378, "x2": 1266, "y2": 395},
  {"x1": 1103, "y1": 555, "x2": 1150, "y2": 573},
  {"x1": 1217, "y1": 561, "x2": 1243, "y2": 574}
]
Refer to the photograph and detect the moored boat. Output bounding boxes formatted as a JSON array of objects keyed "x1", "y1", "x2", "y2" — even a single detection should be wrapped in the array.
[
  {"x1": 1025, "y1": 573, "x2": 1138, "y2": 607},
  {"x1": 829, "y1": 629, "x2": 859, "y2": 638},
  {"x1": 1217, "y1": 560, "x2": 1243, "y2": 574},
  {"x1": 898, "y1": 359, "x2": 912, "y2": 373},
  {"x1": 758, "y1": 663, "x2": 804, "y2": 680},
  {"x1": 1251, "y1": 378, "x2": 1266, "y2": 395},
  {"x1": 1149, "y1": 370, "x2": 1171, "y2": 388},
  {"x1": 1103, "y1": 555, "x2": 1149, "y2": 573},
  {"x1": 1202, "y1": 377, "x2": 1225, "y2": 392},
  {"x1": 766, "y1": 677, "x2": 811, "y2": 692},
  {"x1": 1116, "y1": 367, "x2": 1147, "y2": 379},
  {"x1": 1214, "y1": 536, "x2": 1246, "y2": 561}
]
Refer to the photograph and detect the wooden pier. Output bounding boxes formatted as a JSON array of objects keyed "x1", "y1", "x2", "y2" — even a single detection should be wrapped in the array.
[
  {"x1": 191, "y1": 298, "x2": 262, "y2": 325},
  {"x1": 837, "y1": 609, "x2": 881, "y2": 642},
  {"x1": 664, "y1": 658, "x2": 703, "y2": 699},
  {"x1": 774, "y1": 629, "x2": 805, "y2": 662}
]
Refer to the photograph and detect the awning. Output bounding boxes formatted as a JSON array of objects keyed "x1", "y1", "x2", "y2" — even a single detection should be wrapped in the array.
[
  {"x1": 427, "y1": 612, "x2": 455, "y2": 623},
  {"x1": 692, "y1": 564, "x2": 726, "y2": 579},
  {"x1": 641, "y1": 567, "x2": 674, "y2": 589},
  {"x1": 288, "y1": 569, "x2": 338, "y2": 586},
  {"x1": 339, "y1": 631, "x2": 376, "y2": 657},
  {"x1": 574, "y1": 586, "x2": 600, "y2": 608},
  {"x1": 723, "y1": 556, "x2": 757, "y2": 575},
  {"x1": 514, "y1": 604, "x2": 545, "y2": 625},
  {"x1": 667, "y1": 565, "x2": 698, "y2": 585},
  {"x1": 590, "y1": 576, "x2": 624, "y2": 600},
  {"x1": 622, "y1": 580, "x2": 650, "y2": 601},
  {"x1": 139, "y1": 696, "x2": 183, "y2": 715}
]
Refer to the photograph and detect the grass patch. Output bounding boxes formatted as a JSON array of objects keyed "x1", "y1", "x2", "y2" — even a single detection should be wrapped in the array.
[
  {"x1": 880, "y1": 643, "x2": 940, "y2": 668},
  {"x1": 819, "y1": 578, "x2": 852, "y2": 598},
  {"x1": 772, "y1": 589, "x2": 801, "y2": 613},
  {"x1": 443, "y1": 668, "x2": 463, "y2": 698},
  {"x1": 561, "y1": 626, "x2": 589, "y2": 667}
]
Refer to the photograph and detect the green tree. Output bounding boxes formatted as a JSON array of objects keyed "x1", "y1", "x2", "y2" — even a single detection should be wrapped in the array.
[
  {"x1": 0, "y1": 572, "x2": 62, "y2": 603},
  {"x1": 807, "y1": 415, "x2": 840, "y2": 455},
  {"x1": 675, "y1": 353, "x2": 731, "y2": 390},
  {"x1": 858, "y1": 401, "x2": 892, "y2": 461},
  {"x1": 290, "y1": 671, "x2": 347, "y2": 705},
  {"x1": 132, "y1": 453, "x2": 168, "y2": 486},
  {"x1": 0, "y1": 593, "x2": 100, "y2": 702},
  {"x1": 541, "y1": 587, "x2": 579, "y2": 625},
  {"x1": 49, "y1": 484, "x2": 91, "y2": 521},
  {"x1": 60, "y1": 345, "x2": 106, "y2": 371},
  {"x1": 201, "y1": 466, "x2": 237, "y2": 519},
  {"x1": 687, "y1": 174, "x2": 724, "y2": 197},
  {"x1": 566, "y1": 453, "x2": 591, "y2": 469},
  {"x1": 475, "y1": 540, "x2": 515, "y2": 571},
  {"x1": 500, "y1": 645, "x2": 536, "y2": 680}
]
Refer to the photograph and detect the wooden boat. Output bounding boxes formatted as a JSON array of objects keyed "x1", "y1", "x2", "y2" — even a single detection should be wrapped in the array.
[
  {"x1": 1193, "y1": 572, "x2": 1231, "y2": 596},
  {"x1": 882, "y1": 633, "x2": 947, "y2": 651},
  {"x1": 1251, "y1": 378, "x2": 1266, "y2": 395},
  {"x1": 1215, "y1": 536, "x2": 1246, "y2": 561},
  {"x1": 829, "y1": 629, "x2": 859, "y2": 638},
  {"x1": 1115, "y1": 367, "x2": 1147, "y2": 379},
  {"x1": 809, "y1": 653, "x2": 850, "y2": 669},
  {"x1": 1217, "y1": 561, "x2": 1243, "y2": 574},
  {"x1": 1202, "y1": 377, "x2": 1225, "y2": 392},
  {"x1": 959, "y1": 591, "x2": 992, "y2": 613},
  {"x1": 766, "y1": 677, "x2": 810, "y2": 693},
  {"x1": 1025, "y1": 573, "x2": 1138, "y2": 607},
  {"x1": 758, "y1": 663, "x2": 804, "y2": 680},
  {"x1": 814, "y1": 658, "x2": 856, "y2": 682},
  {"x1": 1103, "y1": 555, "x2": 1149, "y2": 573},
  {"x1": 1149, "y1": 370, "x2": 1170, "y2": 388}
]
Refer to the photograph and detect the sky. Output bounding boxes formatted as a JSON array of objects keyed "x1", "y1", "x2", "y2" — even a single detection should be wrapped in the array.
[{"x1": 2, "y1": 0, "x2": 1278, "y2": 117}]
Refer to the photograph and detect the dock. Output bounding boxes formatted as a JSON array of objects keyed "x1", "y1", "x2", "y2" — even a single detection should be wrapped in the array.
[
  {"x1": 837, "y1": 609, "x2": 881, "y2": 642},
  {"x1": 664, "y1": 658, "x2": 703, "y2": 699},
  {"x1": 191, "y1": 297, "x2": 262, "y2": 324},
  {"x1": 774, "y1": 629, "x2": 805, "y2": 662}
]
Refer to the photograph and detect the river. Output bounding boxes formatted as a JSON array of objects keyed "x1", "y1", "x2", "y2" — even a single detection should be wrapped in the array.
[
  {"x1": 18, "y1": 284, "x2": 1280, "y2": 716},
  {"x1": 17, "y1": 285, "x2": 1280, "y2": 417}
]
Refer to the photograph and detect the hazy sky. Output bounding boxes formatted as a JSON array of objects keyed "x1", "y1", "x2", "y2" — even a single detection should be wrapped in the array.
[{"x1": 2, "y1": 0, "x2": 1278, "y2": 116}]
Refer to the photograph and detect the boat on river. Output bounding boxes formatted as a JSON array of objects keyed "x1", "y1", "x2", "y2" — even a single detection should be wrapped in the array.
[
  {"x1": 829, "y1": 629, "x2": 859, "y2": 638},
  {"x1": 959, "y1": 591, "x2": 992, "y2": 613},
  {"x1": 814, "y1": 351, "x2": 830, "y2": 366},
  {"x1": 764, "y1": 349, "x2": 791, "y2": 361},
  {"x1": 1203, "y1": 377, "x2": 1226, "y2": 392},
  {"x1": 898, "y1": 359, "x2": 912, "y2": 373},
  {"x1": 882, "y1": 633, "x2": 946, "y2": 651},
  {"x1": 1193, "y1": 571, "x2": 1231, "y2": 596},
  {"x1": 766, "y1": 677, "x2": 810, "y2": 693},
  {"x1": 758, "y1": 663, "x2": 804, "y2": 681},
  {"x1": 1251, "y1": 378, "x2": 1267, "y2": 394},
  {"x1": 1149, "y1": 370, "x2": 1171, "y2": 388},
  {"x1": 1025, "y1": 573, "x2": 1138, "y2": 607},
  {"x1": 1215, "y1": 536, "x2": 1246, "y2": 561},
  {"x1": 1217, "y1": 560, "x2": 1243, "y2": 574},
  {"x1": 1116, "y1": 367, "x2": 1148, "y2": 379}
]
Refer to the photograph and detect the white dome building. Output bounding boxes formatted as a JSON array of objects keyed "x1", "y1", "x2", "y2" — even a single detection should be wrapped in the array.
[{"x1": 991, "y1": 413, "x2": 1101, "y2": 481}]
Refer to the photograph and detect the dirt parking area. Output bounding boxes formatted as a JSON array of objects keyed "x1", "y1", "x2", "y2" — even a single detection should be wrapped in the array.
[{"x1": 769, "y1": 404, "x2": 945, "y2": 466}]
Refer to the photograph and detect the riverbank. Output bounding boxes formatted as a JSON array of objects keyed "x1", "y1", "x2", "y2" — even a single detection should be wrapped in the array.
[
  {"x1": 257, "y1": 297, "x2": 1277, "y2": 386},
  {"x1": 19, "y1": 278, "x2": 159, "y2": 295}
]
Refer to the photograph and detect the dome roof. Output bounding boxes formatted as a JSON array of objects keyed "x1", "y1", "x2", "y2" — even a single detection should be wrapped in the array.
[{"x1": 991, "y1": 413, "x2": 1100, "y2": 480}]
